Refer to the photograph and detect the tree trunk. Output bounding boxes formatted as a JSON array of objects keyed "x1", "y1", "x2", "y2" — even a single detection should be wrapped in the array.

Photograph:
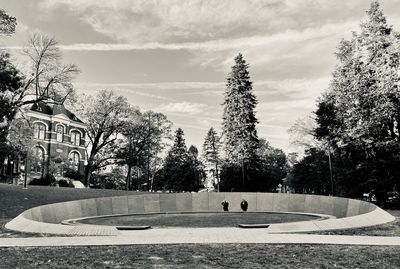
[
  {"x1": 84, "y1": 134, "x2": 101, "y2": 187},
  {"x1": 215, "y1": 161, "x2": 219, "y2": 192},
  {"x1": 84, "y1": 157, "x2": 93, "y2": 187}
]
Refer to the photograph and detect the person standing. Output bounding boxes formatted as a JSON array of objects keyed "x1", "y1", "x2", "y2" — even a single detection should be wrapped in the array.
[
  {"x1": 221, "y1": 199, "x2": 229, "y2": 211},
  {"x1": 240, "y1": 199, "x2": 248, "y2": 211}
]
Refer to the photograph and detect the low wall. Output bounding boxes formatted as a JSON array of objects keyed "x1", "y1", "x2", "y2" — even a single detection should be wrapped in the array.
[{"x1": 6, "y1": 192, "x2": 395, "y2": 235}]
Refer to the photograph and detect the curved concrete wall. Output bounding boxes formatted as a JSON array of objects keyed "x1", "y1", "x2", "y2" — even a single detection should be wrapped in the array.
[{"x1": 6, "y1": 192, "x2": 395, "y2": 235}]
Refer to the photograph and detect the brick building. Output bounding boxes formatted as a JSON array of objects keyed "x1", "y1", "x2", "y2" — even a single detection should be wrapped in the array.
[{"x1": 26, "y1": 102, "x2": 87, "y2": 180}]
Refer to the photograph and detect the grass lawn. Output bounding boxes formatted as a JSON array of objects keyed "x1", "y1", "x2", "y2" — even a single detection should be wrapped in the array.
[
  {"x1": 0, "y1": 244, "x2": 399, "y2": 269},
  {"x1": 80, "y1": 212, "x2": 319, "y2": 228}
]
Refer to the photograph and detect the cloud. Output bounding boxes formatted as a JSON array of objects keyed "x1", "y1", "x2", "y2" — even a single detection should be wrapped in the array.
[
  {"x1": 39, "y1": 0, "x2": 285, "y2": 43},
  {"x1": 156, "y1": 102, "x2": 208, "y2": 115},
  {"x1": 75, "y1": 81, "x2": 223, "y2": 90},
  {"x1": 39, "y1": 0, "x2": 380, "y2": 45},
  {"x1": 174, "y1": 123, "x2": 210, "y2": 131},
  {"x1": 255, "y1": 77, "x2": 331, "y2": 101},
  {"x1": 0, "y1": 21, "x2": 358, "y2": 53}
]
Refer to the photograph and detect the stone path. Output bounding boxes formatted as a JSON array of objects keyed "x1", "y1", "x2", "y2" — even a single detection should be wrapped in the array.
[{"x1": 0, "y1": 228, "x2": 399, "y2": 247}]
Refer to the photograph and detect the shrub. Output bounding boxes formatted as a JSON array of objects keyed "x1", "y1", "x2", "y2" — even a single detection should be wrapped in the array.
[
  {"x1": 90, "y1": 167, "x2": 126, "y2": 190},
  {"x1": 63, "y1": 168, "x2": 84, "y2": 183},
  {"x1": 58, "y1": 178, "x2": 74, "y2": 188},
  {"x1": 28, "y1": 174, "x2": 56, "y2": 186}
]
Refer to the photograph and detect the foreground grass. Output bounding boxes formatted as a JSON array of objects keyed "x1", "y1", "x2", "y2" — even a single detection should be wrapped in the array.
[{"x1": 1, "y1": 244, "x2": 399, "y2": 269}]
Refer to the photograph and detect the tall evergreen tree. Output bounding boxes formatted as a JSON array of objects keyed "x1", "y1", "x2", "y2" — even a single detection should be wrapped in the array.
[
  {"x1": 160, "y1": 128, "x2": 188, "y2": 191},
  {"x1": 221, "y1": 53, "x2": 259, "y2": 191},
  {"x1": 156, "y1": 129, "x2": 204, "y2": 192},
  {"x1": 222, "y1": 53, "x2": 259, "y2": 163},
  {"x1": 314, "y1": 1, "x2": 400, "y2": 201},
  {"x1": 202, "y1": 127, "x2": 221, "y2": 189},
  {"x1": 167, "y1": 128, "x2": 188, "y2": 165}
]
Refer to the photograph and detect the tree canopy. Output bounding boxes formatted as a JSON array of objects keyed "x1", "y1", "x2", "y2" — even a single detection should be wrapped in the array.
[
  {"x1": 155, "y1": 128, "x2": 204, "y2": 192},
  {"x1": 75, "y1": 89, "x2": 131, "y2": 186},
  {"x1": 311, "y1": 1, "x2": 400, "y2": 201},
  {"x1": 0, "y1": 9, "x2": 16, "y2": 35}
]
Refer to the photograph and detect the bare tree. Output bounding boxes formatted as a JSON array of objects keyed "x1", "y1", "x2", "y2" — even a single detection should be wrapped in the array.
[
  {"x1": 19, "y1": 33, "x2": 79, "y2": 105},
  {"x1": 1, "y1": 33, "x2": 79, "y2": 158}
]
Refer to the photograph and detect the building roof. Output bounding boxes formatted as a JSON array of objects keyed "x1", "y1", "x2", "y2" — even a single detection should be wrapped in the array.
[{"x1": 30, "y1": 102, "x2": 84, "y2": 123}]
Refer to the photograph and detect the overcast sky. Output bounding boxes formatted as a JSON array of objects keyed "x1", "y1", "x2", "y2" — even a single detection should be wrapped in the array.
[{"x1": 2, "y1": 0, "x2": 400, "y2": 153}]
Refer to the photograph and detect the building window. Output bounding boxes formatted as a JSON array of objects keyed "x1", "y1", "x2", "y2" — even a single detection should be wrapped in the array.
[
  {"x1": 71, "y1": 131, "x2": 81, "y2": 146},
  {"x1": 33, "y1": 123, "x2": 46, "y2": 140},
  {"x1": 70, "y1": 152, "x2": 80, "y2": 171},
  {"x1": 56, "y1": 125, "x2": 64, "y2": 142}
]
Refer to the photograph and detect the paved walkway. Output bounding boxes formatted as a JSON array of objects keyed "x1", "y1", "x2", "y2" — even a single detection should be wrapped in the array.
[{"x1": 0, "y1": 228, "x2": 399, "y2": 247}]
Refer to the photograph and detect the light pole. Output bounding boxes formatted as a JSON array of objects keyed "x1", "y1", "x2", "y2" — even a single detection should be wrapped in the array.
[
  {"x1": 216, "y1": 167, "x2": 220, "y2": 192},
  {"x1": 23, "y1": 155, "x2": 28, "y2": 189},
  {"x1": 3, "y1": 157, "x2": 7, "y2": 180},
  {"x1": 61, "y1": 161, "x2": 65, "y2": 177},
  {"x1": 241, "y1": 157, "x2": 245, "y2": 191},
  {"x1": 327, "y1": 140, "x2": 334, "y2": 196},
  {"x1": 137, "y1": 158, "x2": 140, "y2": 191},
  {"x1": 10, "y1": 160, "x2": 14, "y2": 184}
]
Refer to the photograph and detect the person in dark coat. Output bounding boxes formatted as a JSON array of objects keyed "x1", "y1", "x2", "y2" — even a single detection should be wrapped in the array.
[
  {"x1": 221, "y1": 199, "x2": 229, "y2": 211},
  {"x1": 240, "y1": 199, "x2": 248, "y2": 211}
]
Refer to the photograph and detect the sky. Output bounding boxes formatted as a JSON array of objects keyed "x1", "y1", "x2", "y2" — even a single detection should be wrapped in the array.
[{"x1": 1, "y1": 0, "x2": 400, "y2": 154}]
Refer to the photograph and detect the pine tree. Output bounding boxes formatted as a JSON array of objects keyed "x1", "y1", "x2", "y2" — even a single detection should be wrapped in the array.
[
  {"x1": 202, "y1": 127, "x2": 221, "y2": 189},
  {"x1": 188, "y1": 145, "x2": 205, "y2": 189},
  {"x1": 222, "y1": 53, "x2": 259, "y2": 164},
  {"x1": 166, "y1": 128, "x2": 188, "y2": 165},
  {"x1": 162, "y1": 128, "x2": 192, "y2": 191}
]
